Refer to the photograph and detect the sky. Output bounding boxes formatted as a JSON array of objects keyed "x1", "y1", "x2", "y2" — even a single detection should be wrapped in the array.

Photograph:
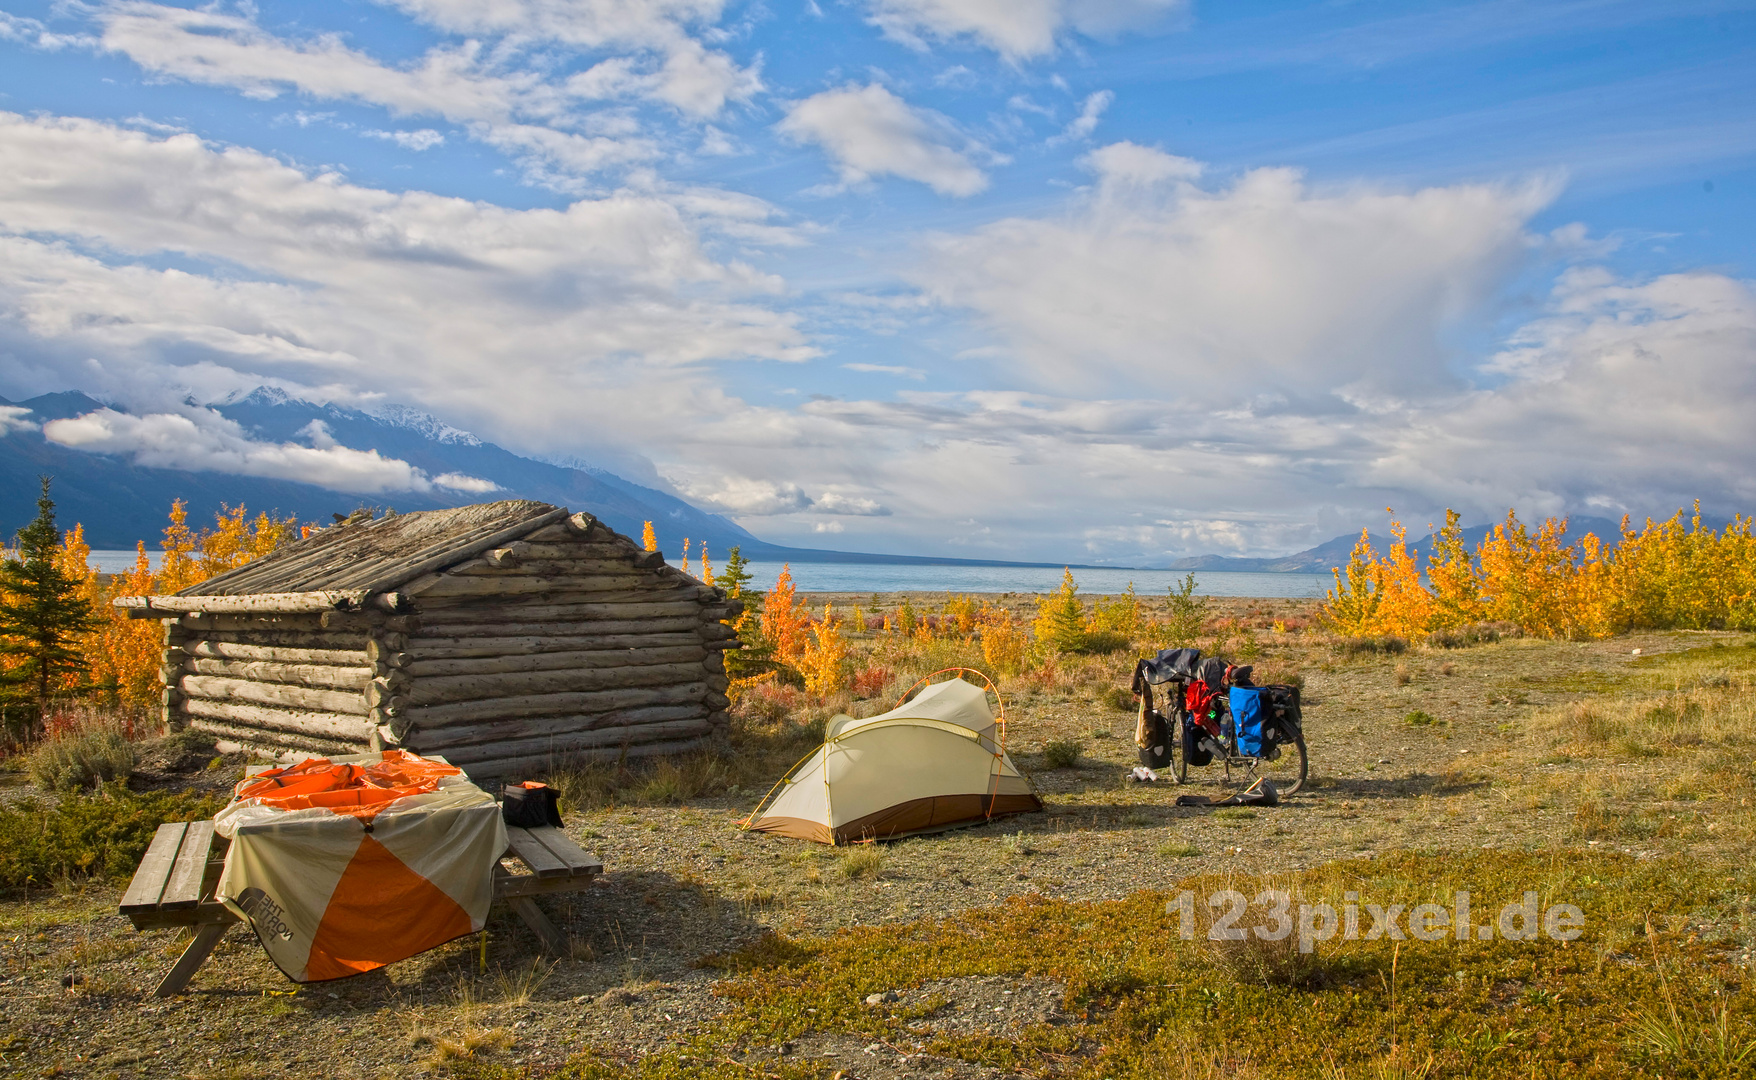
[{"x1": 0, "y1": 0, "x2": 1753, "y2": 564}]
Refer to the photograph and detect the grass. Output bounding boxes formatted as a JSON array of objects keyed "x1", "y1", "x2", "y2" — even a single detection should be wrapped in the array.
[
  {"x1": 10, "y1": 613, "x2": 1756, "y2": 1079},
  {"x1": 838, "y1": 847, "x2": 885, "y2": 880},
  {"x1": 451, "y1": 848, "x2": 1756, "y2": 1080},
  {"x1": 542, "y1": 709, "x2": 825, "y2": 811}
]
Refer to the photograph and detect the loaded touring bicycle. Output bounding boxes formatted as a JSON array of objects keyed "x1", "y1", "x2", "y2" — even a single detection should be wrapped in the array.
[{"x1": 1131, "y1": 648, "x2": 1308, "y2": 794}]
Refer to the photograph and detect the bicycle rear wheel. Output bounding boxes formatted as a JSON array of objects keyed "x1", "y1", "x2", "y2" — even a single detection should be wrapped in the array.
[{"x1": 1247, "y1": 728, "x2": 1307, "y2": 796}]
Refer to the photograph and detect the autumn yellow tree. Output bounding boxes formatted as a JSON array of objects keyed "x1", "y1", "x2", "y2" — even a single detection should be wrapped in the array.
[
  {"x1": 1373, "y1": 518, "x2": 1434, "y2": 638},
  {"x1": 799, "y1": 604, "x2": 849, "y2": 696},
  {"x1": 760, "y1": 564, "x2": 811, "y2": 666},
  {"x1": 1477, "y1": 510, "x2": 1577, "y2": 636},
  {"x1": 60, "y1": 534, "x2": 162, "y2": 707},
  {"x1": 51, "y1": 502, "x2": 301, "y2": 709},
  {"x1": 1033, "y1": 569, "x2": 1089, "y2": 652},
  {"x1": 977, "y1": 602, "x2": 1027, "y2": 676},
  {"x1": 641, "y1": 521, "x2": 657, "y2": 553},
  {"x1": 1323, "y1": 530, "x2": 1384, "y2": 636},
  {"x1": 1426, "y1": 509, "x2": 1484, "y2": 628},
  {"x1": 943, "y1": 595, "x2": 977, "y2": 635}
]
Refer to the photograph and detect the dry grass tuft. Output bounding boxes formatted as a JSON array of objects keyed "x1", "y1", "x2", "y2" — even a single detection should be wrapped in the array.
[
  {"x1": 838, "y1": 846, "x2": 885, "y2": 880},
  {"x1": 1197, "y1": 887, "x2": 1332, "y2": 989}
]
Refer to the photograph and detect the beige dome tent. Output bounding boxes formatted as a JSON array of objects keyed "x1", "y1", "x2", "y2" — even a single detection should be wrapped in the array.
[{"x1": 744, "y1": 676, "x2": 1042, "y2": 844}]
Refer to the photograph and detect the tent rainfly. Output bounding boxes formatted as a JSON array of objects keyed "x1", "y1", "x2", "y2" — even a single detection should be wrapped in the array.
[
  {"x1": 743, "y1": 678, "x2": 1042, "y2": 844},
  {"x1": 114, "y1": 500, "x2": 740, "y2": 778}
]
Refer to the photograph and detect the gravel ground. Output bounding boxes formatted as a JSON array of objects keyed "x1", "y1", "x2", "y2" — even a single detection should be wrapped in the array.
[{"x1": 0, "y1": 625, "x2": 1742, "y2": 1078}]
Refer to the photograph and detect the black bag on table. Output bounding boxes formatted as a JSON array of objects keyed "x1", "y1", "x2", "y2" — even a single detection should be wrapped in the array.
[{"x1": 503, "y1": 781, "x2": 563, "y2": 828}]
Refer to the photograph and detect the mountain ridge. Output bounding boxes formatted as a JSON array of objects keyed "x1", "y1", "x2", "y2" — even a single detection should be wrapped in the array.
[{"x1": 0, "y1": 389, "x2": 1103, "y2": 569}]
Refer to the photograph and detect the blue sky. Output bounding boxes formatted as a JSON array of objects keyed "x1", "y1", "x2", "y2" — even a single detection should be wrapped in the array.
[{"x1": 1, "y1": 0, "x2": 1753, "y2": 562}]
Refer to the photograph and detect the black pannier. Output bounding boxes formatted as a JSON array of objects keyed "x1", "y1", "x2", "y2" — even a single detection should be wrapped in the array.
[{"x1": 1138, "y1": 709, "x2": 1173, "y2": 769}]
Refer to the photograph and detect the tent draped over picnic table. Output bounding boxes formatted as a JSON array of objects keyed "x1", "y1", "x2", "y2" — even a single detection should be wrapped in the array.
[
  {"x1": 744, "y1": 677, "x2": 1042, "y2": 844},
  {"x1": 214, "y1": 750, "x2": 506, "y2": 983}
]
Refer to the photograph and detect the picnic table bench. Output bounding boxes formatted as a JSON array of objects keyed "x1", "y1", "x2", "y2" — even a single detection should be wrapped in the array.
[{"x1": 119, "y1": 819, "x2": 602, "y2": 996}]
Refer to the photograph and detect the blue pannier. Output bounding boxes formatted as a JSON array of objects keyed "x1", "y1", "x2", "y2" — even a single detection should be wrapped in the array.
[{"x1": 1229, "y1": 686, "x2": 1267, "y2": 756}]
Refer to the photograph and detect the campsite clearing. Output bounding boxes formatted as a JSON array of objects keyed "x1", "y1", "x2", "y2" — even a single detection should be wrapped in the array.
[{"x1": 1, "y1": 614, "x2": 1753, "y2": 1079}]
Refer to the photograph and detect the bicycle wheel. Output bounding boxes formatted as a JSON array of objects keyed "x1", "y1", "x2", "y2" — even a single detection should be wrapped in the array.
[
  {"x1": 1247, "y1": 728, "x2": 1307, "y2": 796},
  {"x1": 1177, "y1": 716, "x2": 1195, "y2": 784}
]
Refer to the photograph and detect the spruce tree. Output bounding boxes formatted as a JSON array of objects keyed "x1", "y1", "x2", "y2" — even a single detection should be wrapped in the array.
[
  {"x1": 718, "y1": 545, "x2": 754, "y2": 599},
  {"x1": 0, "y1": 477, "x2": 98, "y2": 708}
]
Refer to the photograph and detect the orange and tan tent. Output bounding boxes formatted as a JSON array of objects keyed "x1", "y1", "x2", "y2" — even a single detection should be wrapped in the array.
[
  {"x1": 744, "y1": 677, "x2": 1042, "y2": 844},
  {"x1": 214, "y1": 750, "x2": 506, "y2": 983}
]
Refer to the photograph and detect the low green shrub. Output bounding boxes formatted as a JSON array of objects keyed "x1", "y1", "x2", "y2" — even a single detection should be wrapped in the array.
[
  {"x1": 1099, "y1": 685, "x2": 1135, "y2": 711},
  {"x1": 27, "y1": 718, "x2": 135, "y2": 791},
  {"x1": 1335, "y1": 635, "x2": 1410, "y2": 657},
  {"x1": 1426, "y1": 621, "x2": 1521, "y2": 649},
  {"x1": 1041, "y1": 738, "x2": 1082, "y2": 768},
  {"x1": 0, "y1": 786, "x2": 224, "y2": 889}
]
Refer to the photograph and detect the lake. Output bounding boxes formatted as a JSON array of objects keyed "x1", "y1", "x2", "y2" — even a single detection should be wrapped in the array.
[{"x1": 87, "y1": 551, "x2": 1332, "y2": 598}]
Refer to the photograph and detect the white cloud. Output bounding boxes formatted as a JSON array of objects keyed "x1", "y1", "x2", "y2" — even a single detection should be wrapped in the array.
[
  {"x1": 0, "y1": 112, "x2": 811, "y2": 456},
  {"x1": 690, "y1": 477, "x2": 815, "y2": 515},
  {"x1": 42, "y1": 408, "x2": 496, "y2": 494},
  {"x1": 0, "y1": 405, "x2": 38, "y2": 436},
  {"x1": 778, "y1": 83, "x2": 988, "y2": 196},
  {"x1": 843, "y1": 362, "x2": 926, "y2": 379},
  {"x1": 1052, "y1": 89, "x2": 1113, "y2": 143},
  {"x1": 365, "y1": 128, "x2": 446, "y2": 151},
  {"x1": 377, "y1": 0, "x2": 728, "y2": 48},
  {"x1": 913, "y1": 142, "x2": 1558, "y2": 397},
  {"x1": 434, "y1": 472, "x2": 503, "y2": 492},
  {"x1": 816, "y1": 491, "x2": 891, "y2": 516},
  {"x1": 100, "y1": 5, "x2": 532, "y2": 121},
  {"x1": 673, "y1": 476, "x2": 890, "y2": 517},
  {"x1": 378, "y1": 0, "x2": 761, "y2": 116},
  {"x1": 1382, "y1": 268, "x2": 1756, "y2": 517},
  {"x1": 90, "y1": 1, "x2": 756, "y2": 189},
  {"x1": 0, "y1": 9, "x2": 93, "y2": 50},
  {"x1": 866, "y1": 0, "x2": 1184, "y2": 61}
]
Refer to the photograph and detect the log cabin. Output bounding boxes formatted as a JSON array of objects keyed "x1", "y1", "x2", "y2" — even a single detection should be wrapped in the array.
[{"x1": 115, "y1": 500, "x2": 741, "y2": 778}]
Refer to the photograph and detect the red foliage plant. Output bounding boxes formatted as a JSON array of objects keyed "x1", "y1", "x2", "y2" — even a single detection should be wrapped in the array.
[{"x1": 851, "y1": 665, "x2": 893, "y2": 699}]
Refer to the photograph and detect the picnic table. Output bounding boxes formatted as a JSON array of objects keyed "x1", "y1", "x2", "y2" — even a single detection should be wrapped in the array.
[{"x1": 118, "y1": 819, "x2": 602, "y2": 996}]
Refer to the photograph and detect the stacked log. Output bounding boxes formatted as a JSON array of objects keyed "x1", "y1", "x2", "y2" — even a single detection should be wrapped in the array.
[
  {"x1": 388, "y1": 513, "x2": 738, "y2": 776},
  {"x1": 155, "y1": 509, "x2": 739, "y2": 775},
  {"x1": 162, "y1": 611, "x2": 379, "y2": 758}
]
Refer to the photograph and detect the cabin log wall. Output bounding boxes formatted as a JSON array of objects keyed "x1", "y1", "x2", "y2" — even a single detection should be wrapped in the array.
[
  {"x1": 391, "y1": 514, "x2": 736, "y2": 776},
  {"x1": 156, "y1": 509, "x2": 738, "y2": 776}
]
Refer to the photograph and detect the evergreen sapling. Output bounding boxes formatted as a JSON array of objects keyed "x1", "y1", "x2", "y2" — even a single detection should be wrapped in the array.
[{"x1": 0, "y1": 478, "x2": 98, "y2": 717}]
